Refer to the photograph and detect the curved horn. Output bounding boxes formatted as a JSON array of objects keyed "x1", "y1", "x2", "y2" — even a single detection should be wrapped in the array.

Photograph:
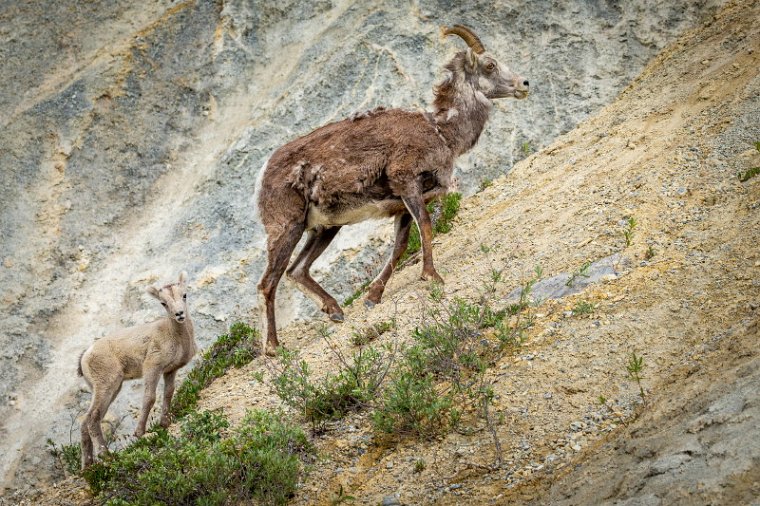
[{"x1": 441, "y1": 24, "x2": 485, "y2": 54}]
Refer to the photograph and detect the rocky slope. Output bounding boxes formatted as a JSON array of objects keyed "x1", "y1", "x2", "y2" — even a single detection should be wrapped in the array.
[
  {"x1": 19, "y1": 0, "x2": 760, "y2": 504},
  {"x1": 0, "y1": 0, "x2": 727, "y2": 497}
]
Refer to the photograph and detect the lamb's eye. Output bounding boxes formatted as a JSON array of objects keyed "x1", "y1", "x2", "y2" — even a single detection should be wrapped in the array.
[
  {"x1": 161, "y1": 302, "x2": 167, "y2": 307},
  {"x1": 485, "y1": 62, "x2": 496, "y2": 72}
]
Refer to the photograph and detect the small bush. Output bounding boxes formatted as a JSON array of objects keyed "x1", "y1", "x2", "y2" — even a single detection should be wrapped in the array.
[
  {"x1": 373, "y1": 268, "x2": 539, "y2": 451},
  {"x1": 372, "y1": 367, "x2": 455, "y2": 438},
  {"x1": 46, "y1": 439, "x2": 81, "y2": 476},
  {"x1": 738, "y1": 166, "x2": 760, "y2": 182},
  {"x1": 82, "y1": 409, "x2": 311, "y2": 506},
  {"x1": 572, "y1": 300, "x2": 594, "y2": 316},
  {"x1": 171, "y1": 322, "x2": 260, "y2": 418},
  {"x1": 272, "y1": 344, "x2": 391, "y2": 431}
]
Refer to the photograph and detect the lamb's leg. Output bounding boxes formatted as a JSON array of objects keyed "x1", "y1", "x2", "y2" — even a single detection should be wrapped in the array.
[
  {"x1": 258, "y1": 222, "x2": 306, "y2": 355},
  {"x1": 402, "y1": 192, "x2": 444, "y2": 283},
  {"x1": 286, "y1": 226, "x2": 343, "y2": 321},
  {"x1": 86, "y1": 379, "x2": 120, "y2": 458},
  {"x1": 365, "y1": 213, "x2": 413, "y2": 307},
  {"x1": 159, "y1": 370, "x2": 177, "y2": 428},
  {"x1": 80, "y1": 412, "x2": 94, "y2": 468},
  {"x1": 135, "y1": 368, "x2": 160, "y2": 437}
]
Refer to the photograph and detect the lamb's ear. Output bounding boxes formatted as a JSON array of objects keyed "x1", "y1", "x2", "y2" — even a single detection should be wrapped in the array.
[
  {"x1": 146, "y1": 286, "x2": 161, "y2": 300},
  {"x1": 465, "y1": 48, "x2": 479, "y2": 72},
  {"x1": 178, "y1": 271, "x2": 188, "y2": 287}
]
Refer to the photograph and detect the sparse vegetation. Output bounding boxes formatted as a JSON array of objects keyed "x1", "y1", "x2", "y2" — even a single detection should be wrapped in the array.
[
  {"x1": 566, "y1": 260, "x2": 591, "y2": 288},
  {"x1": 623, "y1": 216, "x2": 637, "y2": 247},
  {"x1": 645, "y1": 244, "x2": 656, "y2": 260},
  {"x1": 401, "y1": 193, "x2": 462, "y2": 264},
  {"x1": 171, "y1": 322, "x2": 260, "y2": 419},
  {"x1": 479, "y1": 178, "x2": 494, "y2": 191},
  {"x1": 82, "y1": 409, "x2": 312, "y2": 506},
  {"x1": 343, "y1": 280, "x2": 371, "y2": 307},
  {"x1": 521, "y1": 140, "x2": 533, "y2": 156},
  {"x1": 47, "y1": 438, "x2": 81, "y2": 476},
  {"x1": 271, "y1": 338, "x2": 393, "y2": 432},
  {"x1": 330, "y1": 484, "x2": 355, "y2": 505},
  {"x1": 414, "y1": 459, "x2": 426, "y2": 473},
  {"x1": 738, "y1": 166, "x2": 760, "y2": 182},
  {"x1": 626, "y1": 351, "x2": 646, "y2": 403},
  {"x1": 572, "y1": 300, "x2": 595, "y2": 316},
  {"x1": 373, "y1": 268, "x2": 540, "y2": 459}
]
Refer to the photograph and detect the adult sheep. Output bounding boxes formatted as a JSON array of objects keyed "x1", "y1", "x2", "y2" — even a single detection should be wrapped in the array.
[{"x1": 256, "y1": 25, "x2": 529, "y2": 354}]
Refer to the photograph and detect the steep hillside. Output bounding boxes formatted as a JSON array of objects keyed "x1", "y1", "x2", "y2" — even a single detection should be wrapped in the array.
[
  {"x1": 21, "y1": 0, "x2": 759, "y2": 504},
  {"x1": 0, "y1": 0, "x2": 724, "y2": 492},
  {"x1": 195, "y1": 0, "x2": 760, "y2": 504}
]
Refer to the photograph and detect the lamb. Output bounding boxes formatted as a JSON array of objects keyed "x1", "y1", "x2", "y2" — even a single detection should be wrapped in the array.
[
  {"x1": 78, "y1": 272, "x2": 197, "y2": 468},
  {"x1": 256, "y1": 25, "x2": 529, "y2": 354}
]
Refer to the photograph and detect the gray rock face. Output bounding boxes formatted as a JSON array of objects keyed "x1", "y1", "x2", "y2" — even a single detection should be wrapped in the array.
[{"x1": 0, "y1": 0, "x2": 720, "y2": 491}]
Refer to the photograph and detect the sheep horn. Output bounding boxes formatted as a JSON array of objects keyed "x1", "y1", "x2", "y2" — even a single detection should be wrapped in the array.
[{"x1": 441, "y1": 24, "x2": 485, "y2": 54}]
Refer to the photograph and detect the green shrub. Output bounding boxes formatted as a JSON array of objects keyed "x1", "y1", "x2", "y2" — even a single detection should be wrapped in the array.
[
  {"x1": 171, "y1": 322, "x2": 260, "y2": 418},
  {"x1": 373, "y1": 269, "x2": 539, "y2": 445},
  {"x1": 272, "y1": 345, "x2": 390, "y2": 431},
  {"x1": 46, "y1": 439, "x2": 81, "y2": 476},
  {"x1": 371, "y1": 367, "x2": 455, "y2": 438},
  {"x1": 82, "y1": 409, "x2": 311, "y2": 506}
]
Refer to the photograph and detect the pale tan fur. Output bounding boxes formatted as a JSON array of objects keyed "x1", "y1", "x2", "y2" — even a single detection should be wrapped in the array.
[{"x1": 78, "y1": 272, "x2": 197, "y2": 468}]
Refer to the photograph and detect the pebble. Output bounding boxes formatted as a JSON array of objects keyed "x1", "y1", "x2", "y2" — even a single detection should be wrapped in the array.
[{"x1": 382, "y1": 494, "x2": 401, "y2": 506}]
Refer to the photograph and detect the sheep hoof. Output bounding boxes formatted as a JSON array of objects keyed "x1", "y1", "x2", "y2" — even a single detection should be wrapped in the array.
[
  {"x1": 265, "y1": 344, "x2": 278, "y2": 357},
  {"x1": 329, "y1": 312, "x2": 344, "y2": 323},
  {"x1": 364, "y1": 299, "x2": 376, "y2": 309}
]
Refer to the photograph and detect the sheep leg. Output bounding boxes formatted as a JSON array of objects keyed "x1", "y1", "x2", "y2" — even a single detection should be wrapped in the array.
[
  {"x1": 286, "y1": 226, "x2": 344, "y2": 321},
  {"x1": 86, "y1": 379, "x2": 120, "y2": 459},
  {"x1": 258, "y1": 222, "x2": 306, "y2": 355},
  {"x1": 159, "y1": 370, "x2": 177, "y2": 428},
  {"x1": 80, "y1": 412, "x2": 94, "y2": 468},
  {"x1": 365, "y1": 213, "x2": 413, "y2": 307},
  {"x1": 402, "y1": 193, "x2": 444, "y2": 284},
  {"x1": 135, "y1": 368, "x2": 160, "y2": 437}
]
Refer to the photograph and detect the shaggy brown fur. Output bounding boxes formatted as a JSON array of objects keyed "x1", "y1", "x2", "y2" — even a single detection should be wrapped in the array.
[{"x1": 256, "y1": 26, "x2": 529, "y2": 353}]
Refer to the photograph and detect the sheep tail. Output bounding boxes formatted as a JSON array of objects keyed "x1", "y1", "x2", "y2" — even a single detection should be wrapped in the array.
[{"x1": 77, "y1": 350, "x2": 85, "y2": 377}]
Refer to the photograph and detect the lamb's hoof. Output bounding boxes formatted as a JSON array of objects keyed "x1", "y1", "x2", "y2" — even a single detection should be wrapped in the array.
[
  {"x1": 364, "y1": 299, "x2": 376, "y2": 309},
  {"x1": 329, "y1": 312, "x2": 345, "y2": 323},
  {"x1": 264, "y1": 344, "x2": 278, "y2": 357}
]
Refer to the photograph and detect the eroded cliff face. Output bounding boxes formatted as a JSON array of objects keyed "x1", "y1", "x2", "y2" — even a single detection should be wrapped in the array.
[{"x1": 0, "y1": 0, "x2": 720, "y2": 491}]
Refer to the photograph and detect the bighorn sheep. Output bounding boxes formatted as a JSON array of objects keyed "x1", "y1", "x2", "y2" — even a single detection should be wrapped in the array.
[
  {"x1": 256, "y1": 25, "x2": 529, "y2": 353},
  {"x1": 78, "y1": 272, "x2": 196, "y2": 468}
]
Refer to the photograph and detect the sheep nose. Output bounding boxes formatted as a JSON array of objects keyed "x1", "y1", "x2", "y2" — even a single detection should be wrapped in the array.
[
  {"x1": 523, "y1": 80, "x2": 529, "y2": 87},
  {"x1": 175, "y1": 311, "x2": 184, "y2": 317}
]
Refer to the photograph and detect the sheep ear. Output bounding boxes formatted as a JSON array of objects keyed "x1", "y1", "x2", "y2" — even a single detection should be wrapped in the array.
[
  {"x1": 466, "y1": 48, "x2": 479, "y2": 71},
  {"x1": 178, "y1": 271, "x2": 188, "y2": 287},
  {"x1": 146, "y1": 286, "x2": 161, "y2": 300}
]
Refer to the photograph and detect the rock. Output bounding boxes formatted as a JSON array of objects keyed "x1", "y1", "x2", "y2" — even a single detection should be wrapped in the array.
[{"x1": 382, "y1": 494, "x2": 401, "y2": 506}]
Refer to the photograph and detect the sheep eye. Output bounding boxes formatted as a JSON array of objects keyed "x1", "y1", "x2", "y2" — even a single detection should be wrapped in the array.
[
  {"x1": 161, "y1": 302, "x2": 167, "y2": 307},
  {"x1": 183, "y1": 294, "x2": 187, "y2": 300},
  {"x1": 484, "y1": 62, "x2": 496, "y2": 73}
]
